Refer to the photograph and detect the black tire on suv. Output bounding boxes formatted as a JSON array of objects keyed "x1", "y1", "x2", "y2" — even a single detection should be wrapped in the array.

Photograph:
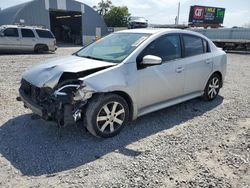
[{"x1": 34, "y1": 44, "x2": 48, "y2": 54}]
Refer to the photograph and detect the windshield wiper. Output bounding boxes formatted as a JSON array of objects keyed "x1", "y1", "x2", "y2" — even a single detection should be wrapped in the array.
[{"x1": 81, "y1": 55, "x2": 105, "y2": 61}]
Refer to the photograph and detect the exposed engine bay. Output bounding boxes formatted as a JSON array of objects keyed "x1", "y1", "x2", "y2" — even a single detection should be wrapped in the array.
[
  {"x1": 18, "y1": 78, "x2": 94, "y2": 126},
  {"x1": 17, "y1": 58, "x2": 114, "y2": 127}
]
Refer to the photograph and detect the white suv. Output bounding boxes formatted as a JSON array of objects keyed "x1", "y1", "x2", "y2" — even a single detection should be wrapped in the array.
[{"x1": 0, "y1": 25, "x2": 57, "y2": 53}]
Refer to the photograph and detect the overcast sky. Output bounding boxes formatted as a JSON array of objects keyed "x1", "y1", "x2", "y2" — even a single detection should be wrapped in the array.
[{"x1": 0, "y1": 0, "x2": 249, "y2": 27}]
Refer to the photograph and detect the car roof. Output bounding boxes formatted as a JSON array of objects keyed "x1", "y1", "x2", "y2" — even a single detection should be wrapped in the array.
[
  {"x1": 117, "y1": 28, "x2": 172, "y2": 34},
  {"x1": 117, "y1": 28, "x2": 206, "y2": 38},
  {"x1": 0, "y1": 25, "x2": 49, "y2": 30}
]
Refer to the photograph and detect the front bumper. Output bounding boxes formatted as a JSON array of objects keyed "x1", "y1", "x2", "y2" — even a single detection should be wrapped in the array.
[
  {"x1": 19, "y1": 88, "x2": 45, "y2": 117},
  {"x1": 18, "y1": 84, "x2": 87, "y2": 126}
]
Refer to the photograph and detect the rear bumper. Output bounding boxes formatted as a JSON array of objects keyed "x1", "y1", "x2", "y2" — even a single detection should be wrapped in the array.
[{"x1": 49, "y1": 45, "x2": 57, "y2": 52}]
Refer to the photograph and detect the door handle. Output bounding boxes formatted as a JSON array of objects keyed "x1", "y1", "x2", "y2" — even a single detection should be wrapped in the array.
[{"x1": 175, "y1": 67, "x2": 184, "y2": 73}]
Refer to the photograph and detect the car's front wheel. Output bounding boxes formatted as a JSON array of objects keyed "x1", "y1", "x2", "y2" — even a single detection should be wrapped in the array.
[
  {"x1": 203, "y1": 73, "x2": 222, "y2": 101},
  {"x1": 85, "y1": 94, "x2": 129, "y2": 138}
]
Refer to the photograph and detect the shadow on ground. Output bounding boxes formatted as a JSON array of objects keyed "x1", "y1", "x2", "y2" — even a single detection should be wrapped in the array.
[{"x1": 0, "y1": 96, "x2": 223, "y2": 176}]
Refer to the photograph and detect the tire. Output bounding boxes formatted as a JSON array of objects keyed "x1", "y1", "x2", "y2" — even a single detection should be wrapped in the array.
[
  {"x1": 203, "y1": 73, "x2": 222, "y2": 101},
  {"x1": 84, "y1": 94, "x2": 130, "y2": 138},
  {"x1": 34, "y1": 45, "x2": 48, "y2": 54}
]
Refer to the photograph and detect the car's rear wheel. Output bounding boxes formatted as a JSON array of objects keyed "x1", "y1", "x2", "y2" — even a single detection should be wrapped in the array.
[
  {"x1": 203, "y1": 73, "x2": 222, "y2": 101},
  {"x1": 34, "y1": 44, "x2": 48, "y2": 54},
  {"x1": 85, "y1": 94, "x2": 129, "y2": 138}
]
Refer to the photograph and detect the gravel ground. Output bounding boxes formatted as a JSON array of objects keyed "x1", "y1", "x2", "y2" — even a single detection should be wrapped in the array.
[{"x1": 0, "y1": 48, "x2": 249, "y2": 188}]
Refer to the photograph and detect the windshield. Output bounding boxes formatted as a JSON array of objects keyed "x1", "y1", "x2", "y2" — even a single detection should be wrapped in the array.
[
  {"x1": 130, "y1": 17, "x2": 147, "y2": 22},
  {"x1": 76, "y1": 33, "x2": 150, "y2": 63}
]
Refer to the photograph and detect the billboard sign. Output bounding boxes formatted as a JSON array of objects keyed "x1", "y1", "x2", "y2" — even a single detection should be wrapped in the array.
[{"x1": 189, "y1": 5, "x2": 225, "y2": 25}]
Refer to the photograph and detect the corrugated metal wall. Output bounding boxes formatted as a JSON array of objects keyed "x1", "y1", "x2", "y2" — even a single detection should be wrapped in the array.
[
  {"x1": 0, "y1": 3, "x2": 29, "y2": 25},
  {"x1": 16, "y1": 0, "x2": 50, "y2": 28},
  {"x1": 0, "y1": 0, "x2": 108, "y2": 45}
]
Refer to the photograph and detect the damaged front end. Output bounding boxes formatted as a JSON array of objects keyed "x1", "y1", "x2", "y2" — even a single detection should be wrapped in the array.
[{"x1": 18, "y1": 79, "x2": 95, "y2": 126}]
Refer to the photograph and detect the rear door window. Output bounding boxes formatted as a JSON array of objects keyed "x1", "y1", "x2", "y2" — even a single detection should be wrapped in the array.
[
  {"x1": 3, "y1": 28, "x2": 19, "y2": 37},
  {"x1": 21, "y1": 29, "x2": 35, "y2": 38},
  {"x1": 183, "y1": 35, "x2": 204, "y2": 57},
  {"x1": 36, "y1": 30, "x2": 54, "y2": 38}
]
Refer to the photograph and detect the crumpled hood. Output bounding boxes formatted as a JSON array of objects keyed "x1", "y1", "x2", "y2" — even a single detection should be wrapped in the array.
[{"x1": 22, "y1": 55, "x2": 115, "y2": 88}]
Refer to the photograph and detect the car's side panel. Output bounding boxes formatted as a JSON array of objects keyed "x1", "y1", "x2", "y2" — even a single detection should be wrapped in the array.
[
  {"x1": 213, "y1": 51, "x2": 227, "y2": 82},
  {"x1": 82, "y1": 63, "x2": 139, "y2": 120},
  {"x1": 37, "y1": 37, "x2": 55, "y2": 51},
  {"x1": 138, "y1": 91, "x2": 203, "y2": 117},
  {"x1": 183, "y1": 53, "x2": 213, "y2": 94},
  {"x1": 34, "y1": 30, "x2": 56, "y2": 52},
  {"x1": 19, "y1": 28, "x2": 37, "y2": 51},
  {"x1": 137, "y1": 59, "x2": 185, "y2": 109},
  {"x1": 0, "y1": 28, "x2": 21, "y2": 50}
]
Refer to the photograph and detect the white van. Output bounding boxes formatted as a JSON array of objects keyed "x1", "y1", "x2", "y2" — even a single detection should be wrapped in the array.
[{"x1": 0, "y1": 25, "x2": 57, "y2": 53}]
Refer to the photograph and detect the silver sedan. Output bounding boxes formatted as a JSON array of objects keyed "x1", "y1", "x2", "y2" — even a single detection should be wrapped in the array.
[{"x1": 18, "y1": 29, "x2": 227, "y2": 138}]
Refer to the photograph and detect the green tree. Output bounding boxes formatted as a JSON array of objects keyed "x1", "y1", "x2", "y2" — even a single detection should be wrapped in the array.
[
  {"x1": 104, "y1": 6, "x2": 130, "y2": 27},
  {"x1": 93, "y1": 0, "x2": 112, "y2": 16}
]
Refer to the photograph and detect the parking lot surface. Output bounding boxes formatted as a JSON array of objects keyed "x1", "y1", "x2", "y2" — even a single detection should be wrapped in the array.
[{"x1": 0, "y1": 48, "x2": 249, "y2": 187}]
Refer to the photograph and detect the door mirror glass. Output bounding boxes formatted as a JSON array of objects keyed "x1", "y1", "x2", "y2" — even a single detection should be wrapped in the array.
[{"x1": 141, "y1": 55, "x2": 162, "y2": 66}]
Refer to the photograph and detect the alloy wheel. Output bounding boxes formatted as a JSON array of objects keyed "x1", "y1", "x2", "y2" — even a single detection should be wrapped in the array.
[
  {"x1": 208, "y1": 77, "x2": 220, "y2": 99},
  {"x1": 96, "y1": 102, "x2": 125, "y2": 133}
]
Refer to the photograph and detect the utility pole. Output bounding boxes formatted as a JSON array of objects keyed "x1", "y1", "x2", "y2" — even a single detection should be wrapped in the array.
[{"x1": 176, "y1": 2, "x2": 180, "y2": 25}]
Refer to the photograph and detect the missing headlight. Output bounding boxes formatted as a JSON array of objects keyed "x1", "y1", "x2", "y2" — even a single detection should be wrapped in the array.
[
  {"x1": 54, "y1": 84, "x2": 94, "y2": 102},
  {"x1": 73, "y1": 85, "x2": 93, "y2": 101},
  {"x1": 54, "y1": 84, "x2": 80, "y2": 96}
]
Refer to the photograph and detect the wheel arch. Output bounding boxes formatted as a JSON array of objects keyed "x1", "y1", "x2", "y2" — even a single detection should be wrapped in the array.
[
  {"x1": 110, "y1": 91, "x2": 135, "y2": 121},
  {"x1": 203, "y1": 70, "x2": 223, "y2": 91},
  {"x1": 34, "y1": 43, "x2": 49, "y2": 51},
  {"x1": 212, "y1": 71, "x2": 223, "y2": 87},
  {"x1": 90, "y1": 90, "x2": 135, "y2": 121}
]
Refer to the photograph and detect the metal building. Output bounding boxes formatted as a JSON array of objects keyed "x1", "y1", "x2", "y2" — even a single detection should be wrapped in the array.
[{"x1": 0, "y1": 0, "x2": 108, "y2": 45}]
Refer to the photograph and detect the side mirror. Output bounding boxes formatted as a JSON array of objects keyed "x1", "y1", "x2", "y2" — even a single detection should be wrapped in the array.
[
  {"x1": 0, "y1": 32, "x2": 4, "y2": 37},
  {"x1": 141, "y1": 55, "x2": 162, "y2": 67}
]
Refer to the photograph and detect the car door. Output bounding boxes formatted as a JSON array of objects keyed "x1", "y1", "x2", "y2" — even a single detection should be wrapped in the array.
[
  {"x1": 0, "y1": 28, "x2": 20, "y2": 50},
  {"x1": 137, "y1": 34, "x2": 185, "y2": 109},
  {"x1": 182, "y1": 35, "x2": 213, "y2": 94},
  {"x1": 20, "y1": 28, "x2": 37, "y2": 51}
]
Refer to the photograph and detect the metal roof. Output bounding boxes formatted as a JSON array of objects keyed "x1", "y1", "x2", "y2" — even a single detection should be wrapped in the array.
[
  {"x1": 0, "y1": 2, "x2": 31, "y2": 24},
  {"x1": 0, "y1": 25, "x2": 49, "y2": 30},
  {"x1": 0, "y1": 0, "x2": 109, "y2": 41}
]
